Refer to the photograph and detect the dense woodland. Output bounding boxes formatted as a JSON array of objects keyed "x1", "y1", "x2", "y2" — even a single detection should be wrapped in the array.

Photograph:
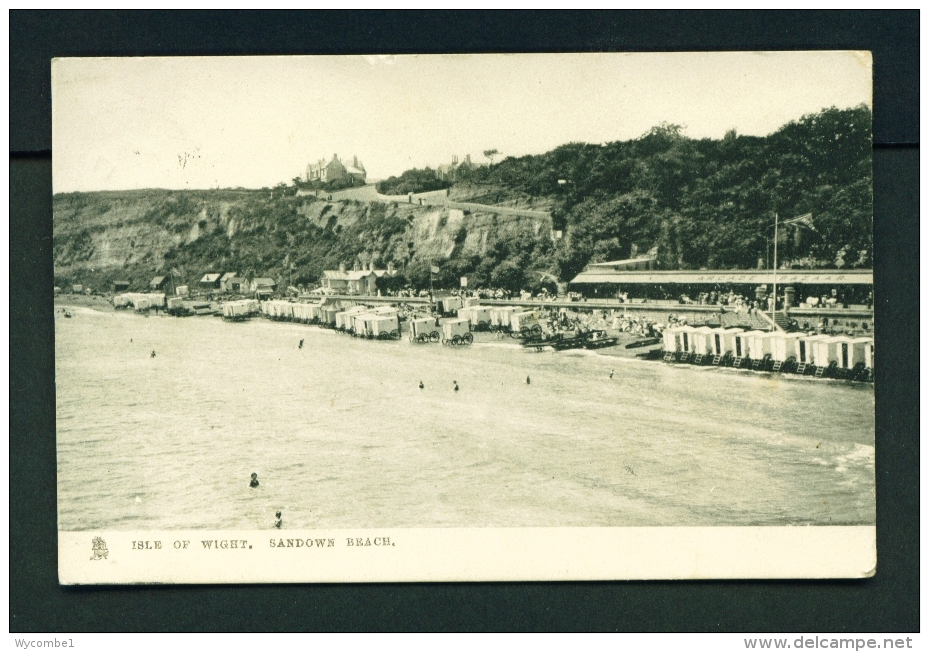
[
  {"x1": 54, "y1": 105, "x2": 872, "y2": 293},
  {"x1": 458, "y1": 104, "x2": 873, "y2": 281},
  {"x1": 375, "y1": 167, "x2": 451, "y2": 195}
]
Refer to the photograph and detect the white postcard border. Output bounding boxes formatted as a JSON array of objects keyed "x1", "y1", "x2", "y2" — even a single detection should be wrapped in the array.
[{"x1": 61, "y1": 526, "x2": 875, "y2": 584}]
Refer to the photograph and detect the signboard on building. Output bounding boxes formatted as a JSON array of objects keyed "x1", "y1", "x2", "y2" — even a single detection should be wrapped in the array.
[{"x1": 460, "y1": 277, "x2": 468, "y2": 288}]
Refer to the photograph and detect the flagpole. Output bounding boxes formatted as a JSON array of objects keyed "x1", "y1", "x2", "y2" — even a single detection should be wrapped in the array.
[{"x1": 772, "y1": 212, "x2": 778, "y2": 324}]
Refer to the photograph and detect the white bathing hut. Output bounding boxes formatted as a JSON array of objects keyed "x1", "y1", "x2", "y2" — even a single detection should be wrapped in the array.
[
  {"x1": 747, "y1": 331, "x2": 778, "y2": 361},
  {"x1": 410, "y1": 317, "x2": 440, "y2": 342},
  {"x1": 770, "y1": 332, "x2": 804, "y2": 363},
  {"x1": 320, "y1": 306, "x2": 340, "y2": 326},
  {"x1": 662, "y1": 324, "x2": 680, "y2": 353},
  {"x1": 509, "y1": 310, "x2": 541, "y2": 333},
  {"x1": 712, "y1": 328, "x2": 743, "y2": 356},
  {"x1": 369, "y1": 315, "x2": 400, "y2": 338},
  {"x1": 733, "y1": 330, "x2": 763, "y2": 360},
  {"x1": 691, "y1": 326, "x2": 716, "y2": 356},
  {"x1": 335, "y1": 305, "x2": 367, "y2": 330},
  {"x1": 371, "y1": 305, "x2": 398, "y2": 317},
  {"x1": 490, "y1": 306, "x2": 519, "y2": 330},
  {"x1": 458, "y1": 306, "x2": 493, "y2": 329},
  {"x1": 439, "y1": 296, "x2": 463, "y2": 314},
  {"x1": 113, "y1": 294, "x2": 133, "y2": 309},
  {"x1": 827, "y1": 335, "x2": 872, "y2": 370},
  {"x1": 262, "y1": 300, "x2": 294, "y2": 320},
  {"x1": 222, "y1": 299, "x2": 259, "y2": 319},
  {"x1": 351, "y1": 312, "x2": 376, "y2": 335},
  {"x1": 441, "y1": 318, "x2": 472, "y2": 344},
  {"x1": 675, "y1": 325, "x2": 698, "y2": 354},
  {"x1": 812, "y1": 336, "x2": 844, "y2": 368}
]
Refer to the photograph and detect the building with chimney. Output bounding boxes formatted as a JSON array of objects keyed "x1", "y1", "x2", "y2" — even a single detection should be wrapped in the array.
[
  {"x1": 436, "y1": 154, "x2": 474, "y2": 181},
  {"x1": 306, "y1": 154, "x2": 367, "y2": 184}
]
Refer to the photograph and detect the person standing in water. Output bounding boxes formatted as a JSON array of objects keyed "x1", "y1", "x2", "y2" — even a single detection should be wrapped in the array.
[
  {"x1": 274, "y1": 511, "x2": 282, "y2": 529},
  {"x1": 249, "y1": 473, "x2": 259, "y2": 488}
]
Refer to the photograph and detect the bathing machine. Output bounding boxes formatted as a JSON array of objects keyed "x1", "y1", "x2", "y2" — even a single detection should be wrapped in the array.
[{"x1": 441, "y1": 318, "x2": 473, "y2": 345}]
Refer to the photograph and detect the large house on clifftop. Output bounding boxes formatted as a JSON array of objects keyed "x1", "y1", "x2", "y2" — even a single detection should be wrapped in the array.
[{"x1": 306, "y1": 154, "x2": 366, "y2": 185}]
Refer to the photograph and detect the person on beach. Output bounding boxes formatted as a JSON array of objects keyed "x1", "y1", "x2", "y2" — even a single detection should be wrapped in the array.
[
  {"x1": 299, "y1": 339, "x2": 304, "y2": 349},
  {"x1": 250, "y1": 473, "x2": 259, "y2": 488},
  {"x1": 274, "y1": 511, "x2": 282, "y2": 529},
  {"x1": 419, "y1": 381, "x2": 424, "y2": 389},
  {"x1": 526, "y1": 376, "x2": 531, "y2": 385},
  {"x1": 150, "y1": 350, "x2": 156, "y2": 358},
  {"x1": 453, "y1": 381, "x2": 459, "y2": 392},
  {"x1": 610, "y1": 369, "x2": 614, "y2": 378}
]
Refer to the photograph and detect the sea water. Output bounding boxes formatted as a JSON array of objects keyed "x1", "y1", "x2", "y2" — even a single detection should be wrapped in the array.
[{"x1": 55, "y1": 307, "x2": 875, "y2": 530}]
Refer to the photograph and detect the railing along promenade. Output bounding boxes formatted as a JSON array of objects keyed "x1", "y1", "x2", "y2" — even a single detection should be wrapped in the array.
[{"x1": 319, "y1": 294, "x2": 874, "y2": 319}]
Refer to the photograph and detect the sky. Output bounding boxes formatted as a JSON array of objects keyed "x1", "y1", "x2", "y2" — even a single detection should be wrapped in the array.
[{"x1": 52, "y1": 52, "x2": 872, "y2": 193}]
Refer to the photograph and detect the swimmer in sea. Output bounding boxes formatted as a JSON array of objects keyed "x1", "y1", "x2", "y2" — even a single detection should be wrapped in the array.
[
  {"x1": 274, "y1": 511, "x2": 282, "y2": 529},
  {"x1": 419, "y1": 381, "x2": 424, "y2": 389},
  {"x1": 453, "y1": 381, "x2": 459, "y2": 392},
  {"x1": 250, "y1": 473, "x2": 259, "y2": 488}
]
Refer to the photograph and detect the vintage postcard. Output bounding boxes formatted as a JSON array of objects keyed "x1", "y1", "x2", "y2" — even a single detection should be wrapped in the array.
[{"x1": 53, "y1": 52, "x2": 875, "y2": 583}]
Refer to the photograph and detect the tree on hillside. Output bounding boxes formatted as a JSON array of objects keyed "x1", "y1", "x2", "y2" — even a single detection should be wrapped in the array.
[{"x1": 483, "y1": 149, "x2": 499, "y2": 166}]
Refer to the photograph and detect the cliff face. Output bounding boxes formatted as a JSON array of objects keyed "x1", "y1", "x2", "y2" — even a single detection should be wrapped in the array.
[{"x1": 52, "y1": 188, "x2": 554, "y2": 291}]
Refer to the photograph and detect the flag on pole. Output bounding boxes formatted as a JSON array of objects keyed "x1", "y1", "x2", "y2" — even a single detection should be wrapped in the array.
[{"x1": 781, "y1": 213, "x2": 817, "y2": 232}]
